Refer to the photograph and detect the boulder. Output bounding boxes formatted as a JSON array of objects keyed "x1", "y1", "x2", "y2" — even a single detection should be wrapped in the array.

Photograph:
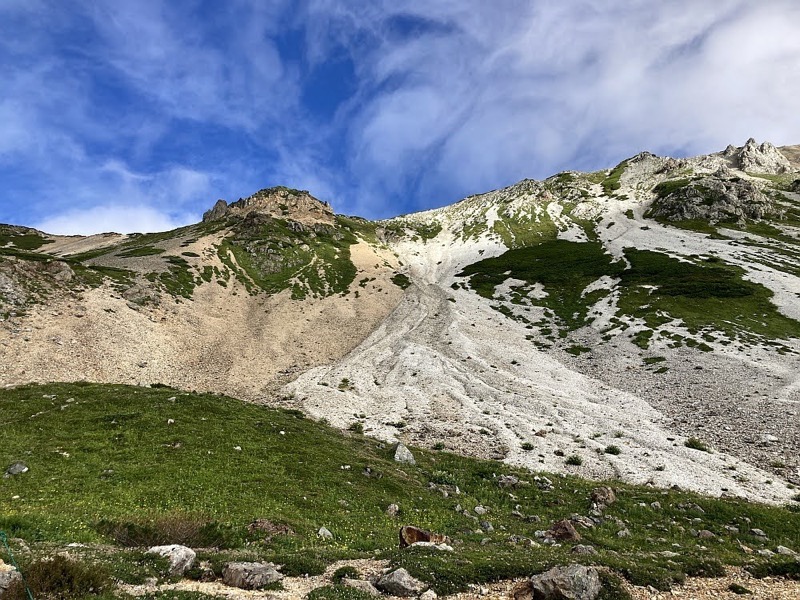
[
  {"x1": 375, "y1": 568, "x2": 427, "y2": 597},
  {"x1": 513, "y1": 565, "x2": 601, "y2": 600},
  {"x1": 342, "y1": 578, "x2": 381, "y2": 597},
  {"x1": 548, "y1": 520, "x2": 582, "y2": 542},
  {"x1": 146, "y1": 544, "x2": 196, "y2": 576},
  {"x1": 222, "y1": 562, "x2": 283, "y2": 590},
  {"x1": 394, "y1": 443, "x2": 416, "y2": 465}
]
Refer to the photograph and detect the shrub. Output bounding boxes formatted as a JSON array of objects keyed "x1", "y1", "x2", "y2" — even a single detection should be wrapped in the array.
[
  {"x1": 566, "y1": 455, "x2": 583, "y2": 466},
  {"x1": 277, "y1": 554, "x2": 327, "y2": 577},
  {"x1": 604, "y1": 445, "x2": 622, "y2": 455},
  {"x1": 96, "y1": 514, "x2": 233, "y2": 548},
  {"x1": 728, "y1": 582, "x2": 753, "y2": 594},
  {"x1": 332, "y1": 565, "x2": 360, "y2": 583},
  {"x1": 307, "y1": 585, "x2": 376, "y2": 600},
  {"x1": 521, "y1": 442, "x2": 534, "y2": 451},
  {"x1": 348, "y1": 422, "x2": 364, "y2": 434},
  {"x1": 433, "y1": 442, "x2": 445, "y2": 450},
  {"x1": 684, "y1": 437, "x2": 710, "y2": 452},
  {"x1": 5, "y1": 555, "x2": 110, "y2": 600}
]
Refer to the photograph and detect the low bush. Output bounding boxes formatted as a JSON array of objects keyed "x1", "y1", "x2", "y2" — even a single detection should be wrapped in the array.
[
  {"x1": 331, "y1": 565, "x2": 360, "y2": 583},
  {"x1": 5, "y1": 555, "x2": 110, "y2": 600},
  {"x1": 96, "y1": 514, "x2": 234, "y2": 548}
]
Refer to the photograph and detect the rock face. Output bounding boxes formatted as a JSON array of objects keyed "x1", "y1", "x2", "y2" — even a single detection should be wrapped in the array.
[
  {"x1": 736, "y1": 138, "x2": 794, "y2": 174},
  {"x1": 375, "y1": 568, "x2": 427, "y2": 597},
  {"x1": 222, "y1": 562, "x2": 283, "y2": 589},
  {"x1": 393, "y1": 443, "x2": 416, "y2": 465},
  {"x1": 649, "y1": 174, "x2": 777, "y2": 224},
  {"x1": 146, "y1": 544, "x2": 196, "y2": 576},
  {"x1": 513, "y1": 565, "x2": 601, "y2": 600},
  {"x1": 202, "y1": 187, "x2": 334, "y2": 226}
]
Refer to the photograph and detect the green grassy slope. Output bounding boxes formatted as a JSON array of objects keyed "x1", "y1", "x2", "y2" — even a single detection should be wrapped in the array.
[{"x1": 1, "y1": 384, "x2": 798, "y2": 595}]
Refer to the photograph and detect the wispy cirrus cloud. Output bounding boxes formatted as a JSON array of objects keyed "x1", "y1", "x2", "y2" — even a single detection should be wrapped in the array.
[{"x1": 1, "y1": 1, "x2": 799, "y2": 232}]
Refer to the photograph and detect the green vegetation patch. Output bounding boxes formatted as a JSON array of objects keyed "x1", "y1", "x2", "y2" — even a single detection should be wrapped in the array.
[
  {"x1": 456, "y1": 240, "x2": 800, "y2": 344},
  {"x1": 390, "y1": 273, "x2": 411, "y2": 290},
  {"x1": 457, "y1": 240, "x2": 620, "y2": 329},
  {"x1": 117, "y1": 246, "x2": 166, "y2": 258},
  {"x1": 1, "y1": 383, "x2": 800, "y2": 594},
  {"x1": 217, "y1": 215, "x2": 360, "y2": 299},
  {"x1": 601, "y1": 160, "x2": 629, "y2": 196},
  {"x1": 0, "y1": 226, "x2": 53, "y2": 251}
]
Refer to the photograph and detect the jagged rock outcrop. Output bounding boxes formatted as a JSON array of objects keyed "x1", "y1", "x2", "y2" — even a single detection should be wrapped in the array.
[
  {"x1": 202, "y1": 187, "x2": 335, "y2": 226},
  {"x1": 732, "y1": 138, "x2": 794, "y2": 174},
  {"x1": 648, "y1": 173, "x2": 779, "y2": 224}
]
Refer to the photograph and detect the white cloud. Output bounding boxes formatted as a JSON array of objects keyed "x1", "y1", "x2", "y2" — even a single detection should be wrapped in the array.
[
  {"x1": 302, "y1": 0, "x2": 800, "y2": 215},
  {"x1": 34, "y1": 204, "x2": 189, "y2": 236}
]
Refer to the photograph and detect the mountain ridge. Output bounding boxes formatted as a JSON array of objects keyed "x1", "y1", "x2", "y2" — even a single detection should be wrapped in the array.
[{"x1": 2, "y1": 139, "x2": 800, "y2": 505}]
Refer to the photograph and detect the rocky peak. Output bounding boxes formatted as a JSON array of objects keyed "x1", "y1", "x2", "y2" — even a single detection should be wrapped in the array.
[
  {"x1": 202, "y1": 187, "x2": 335, "y2": 226},
  {"x1": 734, "y1": 138, "x2": 794, "y2": 174}
]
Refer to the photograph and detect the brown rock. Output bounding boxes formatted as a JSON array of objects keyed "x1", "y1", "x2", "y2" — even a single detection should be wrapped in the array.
[{"x1": 548, "y1": 519, "x2": 582, "y2": 542}]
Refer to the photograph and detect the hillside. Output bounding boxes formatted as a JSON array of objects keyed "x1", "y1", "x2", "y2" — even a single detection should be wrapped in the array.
[
  {"x1": 1, "y1": 140, "x2": 800, "y2": 511},
  {"x1": 0, "y1": 383, "x2": 798, "y2": 599}
]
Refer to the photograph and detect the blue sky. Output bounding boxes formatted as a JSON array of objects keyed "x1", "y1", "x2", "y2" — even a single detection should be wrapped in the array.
[{"x1": 1, "y1": 1, "x2": 799, "y2": 234}]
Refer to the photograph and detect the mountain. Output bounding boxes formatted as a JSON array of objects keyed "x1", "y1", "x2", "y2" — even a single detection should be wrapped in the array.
[{"x1": 2, "y1": 140, "x2": 800, "y2": 506}]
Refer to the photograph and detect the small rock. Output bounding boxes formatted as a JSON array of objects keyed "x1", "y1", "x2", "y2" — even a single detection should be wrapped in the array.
[
  {"x1": 571, "y1": 544, "x2": 598, "y2": 555},
  {"x1": 590, "y1": 486, "x2": 616, "y2": 509},
  {"x1": 697, "y1": 530, "x2": 716, "y2": 539},
  {"x1": 342, "y1": 578, "x2": 381, "y2": 597},
  {"x1": 318, "y1": 527, "x2": 333, "y2": 540},
  {"x1": 757, "y1": 549, "x2": 774, "y2": 557},
  {"x1": 222, "y1": 562, "x2": 283, "y2": 590},
  {"x1": 394, "y1": 443, "x2": 416, "y2": 465},
  {"x1": 617, "y1": 528, "x2": 631, "y2": 538},
  {"x1": 0, "y1": 567, "x2": 22, "y2": 596},
  {"x1": 498, "y1": 475, "x2": 520, "y2": 488},
  {"x1": 570, "y1": 515, "x2": 595, "y2": 529},
  {"x1": 375, "y1": 568, "x2": 427, "y2": 597},
  {"x1": 410, "y1": 541, "x2": 454, "y2": 552},
  {"x1": 750, "y1": 528, "x2": 768, "y2": 539},
  {"x1": 386, "y1": 503, "x2": 400, "y2": 517},
  {"x1": 3, "y1": 462, "x2": 28, "y2": 478},
  {"x1": 420, "y1": 589, "x2": 438, "y2": 600},
  {"x1": 480, "y1": 521, "x2": 494, "y2": 532},
  {"x1": 146, "y1": 545, "x2": 196, "y2": 576},
  {"x1": 776, "y1": 546, "x2": 796, "y2": 556},
  {"x1": 548, "y1": 519, "x2": 581, "y2": 542},
  {"x1": 474, "y1": 505, "x2": 487, "y2": 515},
  {"x1": 650, "y1": 501, "x2": 662, "y2": 510}
]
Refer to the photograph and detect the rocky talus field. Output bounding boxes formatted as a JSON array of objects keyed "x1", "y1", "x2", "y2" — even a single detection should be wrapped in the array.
[{"x1": 1, "y1": 141, "x2": 800, "y2": 599}]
